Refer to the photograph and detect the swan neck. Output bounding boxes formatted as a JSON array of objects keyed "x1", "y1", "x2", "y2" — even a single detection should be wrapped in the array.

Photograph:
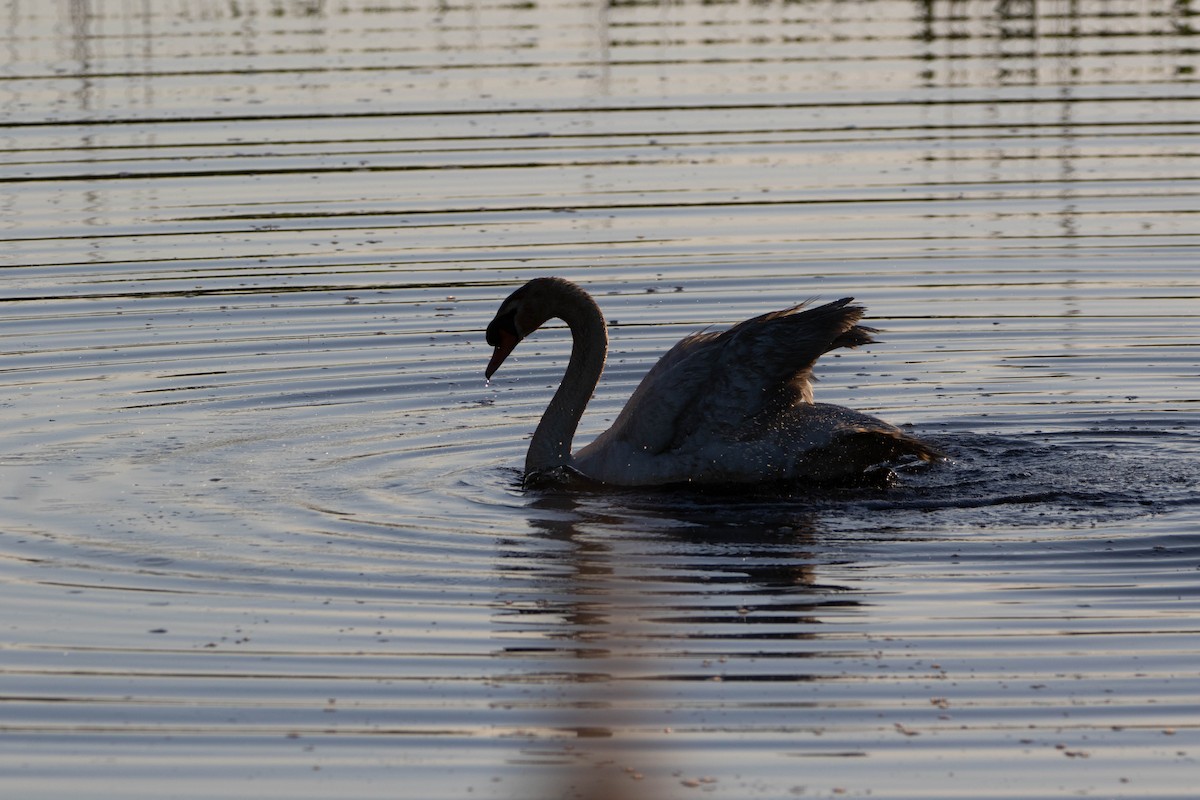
[{"x1": 526, "y1": 289, "x2": 607, "y2": 475}]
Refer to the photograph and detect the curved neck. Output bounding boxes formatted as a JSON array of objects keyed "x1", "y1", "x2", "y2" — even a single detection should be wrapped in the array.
[{"x1": 526, "y1": 286, "x2": 607, "y2": 475}]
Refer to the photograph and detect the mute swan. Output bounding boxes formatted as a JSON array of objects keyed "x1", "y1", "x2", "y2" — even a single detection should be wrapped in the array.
[{"x1": 485, "y1": 277, "x2": 937, "y2": 487}]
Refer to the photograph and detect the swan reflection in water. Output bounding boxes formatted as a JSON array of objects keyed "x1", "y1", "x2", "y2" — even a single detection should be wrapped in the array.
[
  {"x1": 495, "y1": 489, "x2": 847, "y2": 800},
  {"x1": 485, "y1": 277, "x2": 938, "y2": 489}
]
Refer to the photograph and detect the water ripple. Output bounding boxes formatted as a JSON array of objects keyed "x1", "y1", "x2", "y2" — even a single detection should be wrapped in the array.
[{"x1": 3, "y1": 1, "x2": 1199, "y2": 798}]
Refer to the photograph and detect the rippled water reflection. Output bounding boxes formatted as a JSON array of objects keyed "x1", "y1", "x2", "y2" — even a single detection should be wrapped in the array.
[{"x1": 2, "y1": 0, "x2": 1199, "y2": 798}]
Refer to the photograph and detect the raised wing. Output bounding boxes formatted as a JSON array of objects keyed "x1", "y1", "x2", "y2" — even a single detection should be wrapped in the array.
[{"x1": 589, "y1": 298, "x2": 876, "y2": 456}]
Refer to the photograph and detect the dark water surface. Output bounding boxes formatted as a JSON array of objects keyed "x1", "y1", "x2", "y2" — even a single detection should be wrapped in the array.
[{"x1": 2, "y1": 1, "x2": 1199, "y2": 798}]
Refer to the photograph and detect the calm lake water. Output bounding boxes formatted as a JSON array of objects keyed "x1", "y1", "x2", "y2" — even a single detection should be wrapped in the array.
[{"x1": 3, "y1": 0, "x2": 1199, "y2": 798}]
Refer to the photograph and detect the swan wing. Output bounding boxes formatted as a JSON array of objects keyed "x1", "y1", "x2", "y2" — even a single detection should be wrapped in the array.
[
  {"x1": 583, "y1": 298, "x2": 873, "y2": 458},
  {"x1": 690, "y1": 297, "x2": 873, "y2": 433},
  {"x1": 580, "y1": 328, "x2": 725, "y2": 457}
]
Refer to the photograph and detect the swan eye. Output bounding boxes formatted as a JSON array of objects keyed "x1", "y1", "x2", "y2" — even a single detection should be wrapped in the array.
[{"x1": 487, "y1": 309, "x2": 520, "y2": 347}]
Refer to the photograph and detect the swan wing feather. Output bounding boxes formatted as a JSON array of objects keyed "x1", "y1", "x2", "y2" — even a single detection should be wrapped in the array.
[
  {"x1": 583, "y1": 329, "x2": 725, "y2": 456},
  {"x1": 700, "y1": 297, "x2": 872, "y2": 417},
  {"x1": 586, "y1": 298, "x2": 874, "y2": 457}
]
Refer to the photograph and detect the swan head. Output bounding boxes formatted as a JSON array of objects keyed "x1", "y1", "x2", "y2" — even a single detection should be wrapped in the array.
[
  {"x1": 484, "y1": 279, "x2": 558, "y2": 379},
  {"x1": 485, "y1": 277, "x2": 605, "y2": 380},
  {"x1": 485, "y1": 309, "x2": 521, "y2": 380}
]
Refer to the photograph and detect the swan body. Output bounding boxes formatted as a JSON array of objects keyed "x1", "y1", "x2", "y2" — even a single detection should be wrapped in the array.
[{"x1": 485, "y1": 277, "x2": 937, "y2": 487}]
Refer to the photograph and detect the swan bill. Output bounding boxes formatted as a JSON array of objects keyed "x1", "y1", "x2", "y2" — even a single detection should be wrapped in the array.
[{"x1": 485, "y1": 329, "x2": 519, "y2": 380}]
